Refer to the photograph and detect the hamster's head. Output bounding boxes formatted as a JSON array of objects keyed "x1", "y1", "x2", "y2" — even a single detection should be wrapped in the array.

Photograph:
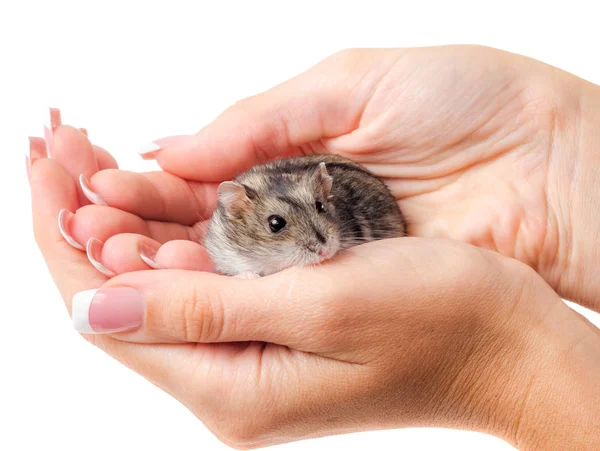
[{"x1": 207, "y1": 163, "x2": 341, "y2": 276}]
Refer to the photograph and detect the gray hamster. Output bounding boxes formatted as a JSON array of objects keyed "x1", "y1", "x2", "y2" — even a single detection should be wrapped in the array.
[{"x1": 204, "y1": 154, "x2": 406, "y2": 278}]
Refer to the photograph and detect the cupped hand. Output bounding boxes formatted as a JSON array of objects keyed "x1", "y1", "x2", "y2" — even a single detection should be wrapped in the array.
[
  {"x1": 30, "y1": 114, "x2": 600, "y2": 450},
  {"x1": 111, "y1": 45, "x2": 595, "y2": 309}
]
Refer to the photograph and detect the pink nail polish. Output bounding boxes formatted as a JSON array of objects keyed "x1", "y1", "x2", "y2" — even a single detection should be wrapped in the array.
[
  {"x1": 44, "y1": 107, "x2": 62, "y2": 158},
  {"x1": 58, "y1": 209, "x2": 85, "y2": 250},
  {"x1": 72, "y1": 288, "x2": 144, "y2": 334},
  {"x1": 139, "y1": 243, "x2": 161, "y2": 269},
  {"x1": 86, "y1": 238, "x2": 116, "y2": 277},
  {"x1": 79, "y1": 174, "x2": 107, "y2": 205}
]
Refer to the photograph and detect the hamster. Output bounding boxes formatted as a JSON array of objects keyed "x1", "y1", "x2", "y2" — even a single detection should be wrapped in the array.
[{"x1": 204, "y1": 154, "x2": 406, "y2": 278}]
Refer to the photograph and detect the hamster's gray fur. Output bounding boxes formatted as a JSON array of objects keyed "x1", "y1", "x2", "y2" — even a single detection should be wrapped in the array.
[{"x1": 204, "y1": 154, "x2": 406, "y2": 277}]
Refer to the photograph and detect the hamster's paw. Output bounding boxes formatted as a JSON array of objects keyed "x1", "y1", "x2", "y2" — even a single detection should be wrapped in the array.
[{"x1": 234, "y1": 272, "x2": 261, "y2": 279}]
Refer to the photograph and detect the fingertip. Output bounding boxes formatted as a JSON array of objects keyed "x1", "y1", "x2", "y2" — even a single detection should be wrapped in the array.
[
  {"x1": 138, "y1": 141, "x2": 161, "y2": 158},
  {"x1": 72, "y1": 289, "x2": 98, "y2": 334},
  {"x1": 137, "y1": 135, "x2": 196, "y2": 161},
  {"x1": 80, "y1": 174, "x2": 108, "y2": 206},
  {"x1": 156, "y1": 240, "x2": 215, "y2": 272},
  {"x1": 139, "y1": 243, "x2": 162, "y2": 269},
  {"x1": 58, "y1": 209, "x2": 85, "y2": 251},
  {"x1": 94, "y1": 145, "x2": 119, "y2": 170},
  {"x1": 86, "y1": 238, "x2": 117, "y2": 277}
]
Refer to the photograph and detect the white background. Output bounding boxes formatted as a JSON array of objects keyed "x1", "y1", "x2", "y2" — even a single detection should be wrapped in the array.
[{"x1": 1, "y1": 1, "x2": 599, "y2": 450}]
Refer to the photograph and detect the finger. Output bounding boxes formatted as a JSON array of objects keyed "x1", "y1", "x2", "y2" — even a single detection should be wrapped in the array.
[
  {"x1": 69, "y1": 268, "x2": 329, "y2": 346},
  {"x1": 94, "y1": 145, "x2": 119, "y2": 170},
  {"x1": 62, "y1": 205, "x2": 197, "y2": 250},
  {"x1": 30, "y1": 158, "x2": 107, "y2": 312},
  {"x1": 85, "y1": 234, "x2": 214, "y2": 276},
  {"x1": 138, "y1": 51, "x2": 373, "y2": 181},
  {"x1": 45, "y1": 108, "x2": 98, "y2": 205},
  {"x1": 155, "y1": 240, "x2": 215, "y2": 271},
  {"x1": 31, "y1": 124, "x2": 219, "y2": 401},
  {"x1": 53, "y1": 124, "x2": 99, "y2": 182},
  {"x1": 74, "y1": 126, "x2": 119, "y2": 169},
  {"x1": 82, "y1": 169, "x2": 218, "y2": 224}
]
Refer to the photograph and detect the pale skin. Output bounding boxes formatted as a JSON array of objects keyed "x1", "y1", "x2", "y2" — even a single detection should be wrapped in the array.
[{"x1": 29, "y1": 46, "x2": 600, "y2": 449}]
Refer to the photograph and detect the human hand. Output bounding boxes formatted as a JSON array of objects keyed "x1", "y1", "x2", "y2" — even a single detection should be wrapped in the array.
[
  {"x1": 30, "y1": 119, "x2": 600, "y2": 449},
  {"x1": 117, "y1": 45, "x2": 598, "y2": 309}
]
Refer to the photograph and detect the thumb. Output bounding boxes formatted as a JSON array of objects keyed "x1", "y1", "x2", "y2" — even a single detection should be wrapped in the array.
[
  {"x1": 70, "y1": 268, "x2": 333, "y2": 347},
  {"x1": 137, "y1": 50, "x2": 377, "y2": 182}
]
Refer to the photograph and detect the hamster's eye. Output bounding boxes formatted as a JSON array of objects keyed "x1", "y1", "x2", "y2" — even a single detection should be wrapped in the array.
[
  {"x1": 315, "y1": 201, "x2": 326, "y2": 213},
  {"x1": 268, "y1": 215, "x2": 287, "y2": 233}
]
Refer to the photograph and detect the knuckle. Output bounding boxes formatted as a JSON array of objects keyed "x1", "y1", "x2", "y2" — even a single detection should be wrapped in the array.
[
  {"x1": 300, "y1": 275, "x2": 350, "y2": 336},
  {"x1": 166, "y1": 283, "x2": 227, "y2": 342}
]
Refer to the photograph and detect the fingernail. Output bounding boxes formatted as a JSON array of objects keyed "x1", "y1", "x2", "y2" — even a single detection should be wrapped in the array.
[
  {"x1": 86, "y1": 238, "x2": 116, "y2": 277},
  {"x1": 138, "y1": 142, "x2": 161, "y2": 159},
  {"x1": 137, "y1": 135, "x2": 194, "y2": 159},
  {"x1": 44, "y1": 107, "x2": 62, "y2": 159},
  {"x1": 25, "y1": 138, "x2": 34, "y2": 179},
  {"x1": 72, "y1": 287, "x2": 144, "y2": 334},
  {"x1": 79, "y1": 128, "x2": 88, "y2": 137},
  {"x1": 58, "y1": 209, "x2": 85, "y2": 250},
  {"x1": 26, "y1": 137, "x2": 47, "y2": 180},
  {"x1": 139, "y1": 243, "x2": 161, "y2": 269},
  {"x1": 79, "y1": 174, "x2": 108, "y2": 206}
]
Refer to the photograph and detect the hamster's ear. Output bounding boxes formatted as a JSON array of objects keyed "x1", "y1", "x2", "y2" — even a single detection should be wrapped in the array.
[
  {"x1": 315, "y1": 162, "x2": 333, "y2": 198},
  {"x1": 218, "y1": 181, "x2": 251, "y2": 217}
]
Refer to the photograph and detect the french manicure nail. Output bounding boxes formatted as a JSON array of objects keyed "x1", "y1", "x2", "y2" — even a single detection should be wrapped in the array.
[
  {"x1": 72, "y1": 287, "x2": 144, "y2": 334},
  {"x1": 44, "y1": 107, "x2": 62, "y2": 159},
  {"x1": 139, "y1": 243, "x2": 161, "y2": 269},
  {"x1": 86, "y1": 238, "x2": 116, "y2": 277},
  {"x1": 79, "y1": 174, "x2": 108, "y2": 206},
  {"x1": 137, "y1": 135, "x2": 195, "y2": 159},
  {"x1": 58, "y1": 209, "x2": 85, "y2": 250},
  {"x1": 26, "y1": 136, "x2": 48, "y2": 180},
  {"x1": 138, "y1": 142, "x2": 161, "y2": 158},
  {"x1": 25, "y1": 137, "x2": 33, "y2": 179}
]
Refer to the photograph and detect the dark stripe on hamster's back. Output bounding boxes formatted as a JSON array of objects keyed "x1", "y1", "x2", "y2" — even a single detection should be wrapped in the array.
[{"x1": 333, "y1": 181, "x2": 365, "y2": 240}]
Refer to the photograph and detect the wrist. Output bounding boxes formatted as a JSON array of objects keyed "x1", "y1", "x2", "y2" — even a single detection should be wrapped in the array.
[
  {"x1": 434, "y1": 268, "x2": 600, "y2": 449},
  {"x1": 546, "y1": 73, "x2": 600, "y2": 307},
  {"x1": 511, "y1": 303, "x2": 600, "y2": 450},
  {"x1": 485, "y1": 283, "x2": 600, "y2": 449}
]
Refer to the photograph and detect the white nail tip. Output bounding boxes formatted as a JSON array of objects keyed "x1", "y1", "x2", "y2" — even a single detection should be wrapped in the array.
[
  {"x1": 58, "y1": 209, "x2": 85, "y2": 251},
  {"x1": 86, "y1": 238, "x2": 116, "y2": 277},
  {"x1": 79, "y1": 174, "x2": 108, "y2": 206},
  {"x1": 140, "y1": 253, "x2": 161, "y2": 269},
  {"x1": 44, "y1": 108, "x2": 52, "y2": 130},
  {"x1": 72, "y1": 289, "x2": 98, "y2": 334},
  {"x1": 138, "y1": 142, "x2": 161, "y2": 155}
]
